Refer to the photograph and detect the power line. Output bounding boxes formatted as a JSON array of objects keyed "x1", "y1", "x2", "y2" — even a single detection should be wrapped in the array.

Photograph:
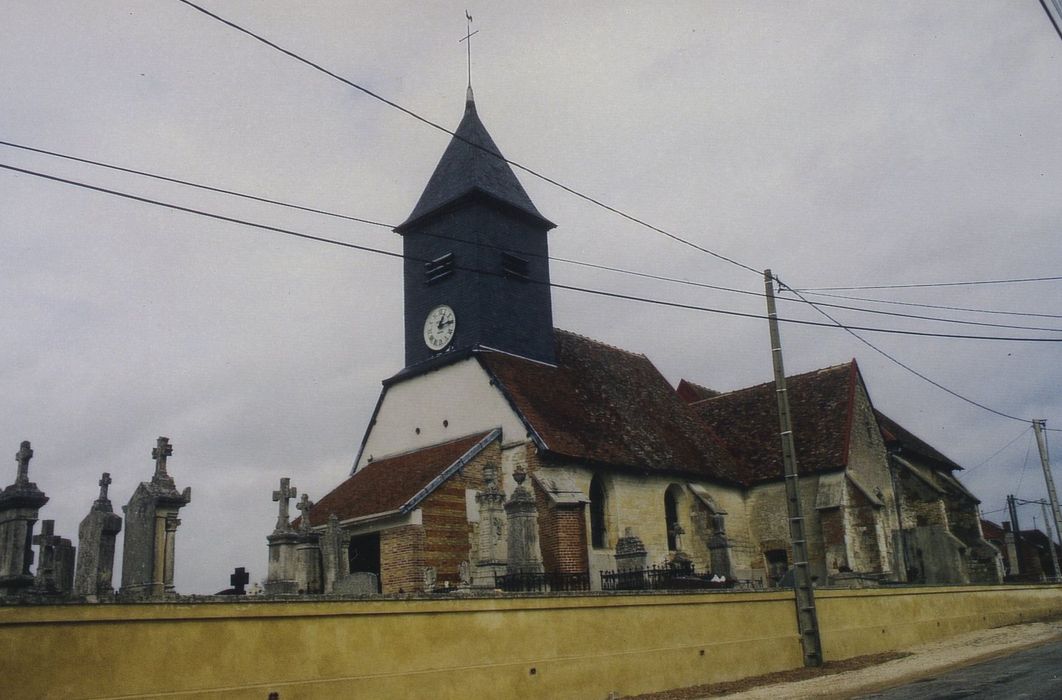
[
  {"x1": 777, "y1": 291, "x2": 1062, "y2": 334},
  {"x1": 776, "y1": 276, "x2": 1051, "y2": 425},
  {"x1": 797, "y1": 275, "x2": 1062, "y2": 292},
  {"x1": 963, "y1": 426, "x2": 1033, "y2": 474},
  {"x1": 0, "y1": 139, "x2": 392, "y2": 229},
  {"x1": 9, "y1": 160, "x2": 1062, "y2": 346},
  {"x1": 9, "y1": 138, "x2": 1062, "y2": 336},
  {"x1": 175, "y1": 0, "x2": 762, "y2": 277},
  {"x1": 795, "y1": 289, "x2": 1062, "y2": 321}
]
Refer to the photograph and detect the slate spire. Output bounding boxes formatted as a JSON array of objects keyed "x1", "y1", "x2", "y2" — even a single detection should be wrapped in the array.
[{"x1": 395, "y1": 91, "x2": 554, "y2": 232}]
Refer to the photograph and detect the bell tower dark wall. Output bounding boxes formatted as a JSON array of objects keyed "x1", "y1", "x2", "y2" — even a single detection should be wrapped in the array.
[{"x1": 401, "y1": 198, "x2": 554, "y2": 368}]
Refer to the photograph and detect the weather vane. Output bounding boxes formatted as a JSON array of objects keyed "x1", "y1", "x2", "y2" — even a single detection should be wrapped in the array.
[{"x1": 460, "y1": 10, "x2": 479, "y2": 89}]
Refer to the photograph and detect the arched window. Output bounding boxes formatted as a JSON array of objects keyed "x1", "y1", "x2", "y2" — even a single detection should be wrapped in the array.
[
  {"x1": 589, "y1": 474, "x2": 607, "y2": 549},
  {"x1": 665, "y1": 485, "x2": 682, "y2": 551}
]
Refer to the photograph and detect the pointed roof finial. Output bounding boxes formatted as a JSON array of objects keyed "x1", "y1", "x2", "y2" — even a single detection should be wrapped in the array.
[{"x1": 460, "y1": 10, "x2": 478, "y2": 92}]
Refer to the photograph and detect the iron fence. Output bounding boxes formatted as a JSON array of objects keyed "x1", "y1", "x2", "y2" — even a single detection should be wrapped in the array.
[
  {"x1": 600, "y1": 563, "x2": 735, "y2": 592},
  {"x1": 494, "y1": 571, "x2": 591, "y2": 593}
]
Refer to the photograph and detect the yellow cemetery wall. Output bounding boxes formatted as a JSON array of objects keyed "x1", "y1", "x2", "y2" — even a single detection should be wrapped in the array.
[{"x1": 2, "y1": 585, "x2": 1060, "y2": 699}]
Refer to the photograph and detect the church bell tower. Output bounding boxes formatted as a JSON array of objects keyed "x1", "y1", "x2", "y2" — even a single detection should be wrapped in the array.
[{"x1": 394, "y1": 88, "x2": 556, "y2": 368}]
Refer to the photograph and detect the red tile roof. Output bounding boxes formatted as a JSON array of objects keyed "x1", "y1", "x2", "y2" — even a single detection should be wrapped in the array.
[
  {"x1": 690, "y1": 362, "x2": 857, "y2": 484},
  {"x1": 301, "y1": 432, "x2": 493, "y2": 527},
  {"x1": 676, "y1": 379, "x2": 720, "y2": 404},
  {"x1": 478, "y1": 330, "x2": 744, "y2": 483},
  {"x1": 875, "y1": 410, "x2": 963, "y2": 472}
]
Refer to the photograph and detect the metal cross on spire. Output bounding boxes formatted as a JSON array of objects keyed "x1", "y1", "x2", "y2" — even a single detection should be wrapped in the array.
[
  {"x1": 15, "y1": 440, "x2": 33, "y2": 486},
  {"x1": 460, "y1": 10, "x2": 479, "y2": 90},
  {"x1": 152, "y1": 436, "x2": 173, "y2": 479}
]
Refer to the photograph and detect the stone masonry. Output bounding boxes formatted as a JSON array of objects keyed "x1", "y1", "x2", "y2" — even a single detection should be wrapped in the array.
[
  {"x1": 0, "y1": 441, "x2": 49, "y2": 597},
  {"x1": 120, "y1": 437, "x2": 191, "y2": 599},
  {"x1": 265, "y1": 477, "x2": 300, "y2": 594},
  {"x1": 74, "y1": 472, "x2": 123, "y2": 599}
]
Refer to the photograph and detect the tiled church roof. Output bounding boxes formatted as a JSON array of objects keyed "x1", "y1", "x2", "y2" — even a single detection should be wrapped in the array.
[
  {"x1": 676, "y1": 379, "x2": 720, "y2": 403},
  {"x1": 478, "y1": 330, "x2": 745, "y2": 484},
  {"x1": 875, "y1": 410, "x2": 963, "y2": 472},
  {"x1": 689, "y1": 362, "x2": 857, "y2": 484},
  {"x1": 302, "y1": 432, "x2": 493, "y2": 527},
  {"x1": 395, "y1": 90, "x2": 553, "y2": 232}
]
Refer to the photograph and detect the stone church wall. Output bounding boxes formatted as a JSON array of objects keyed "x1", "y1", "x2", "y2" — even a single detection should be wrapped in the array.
[
  {"x1": 745, "y1": 476, "x2": 826, "y2": 584},
  {"x1": 844, "y1": 379, "x2": 899, "y2": 574}
]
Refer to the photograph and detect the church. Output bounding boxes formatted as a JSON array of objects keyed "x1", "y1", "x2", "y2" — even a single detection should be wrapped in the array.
[{"x1": 290, "y1": 88, "x2": 1000, "y2": 595}]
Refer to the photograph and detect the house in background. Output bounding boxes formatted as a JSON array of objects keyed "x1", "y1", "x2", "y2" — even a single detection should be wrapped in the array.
[{"x1": 982, "y1": 519, "x2": 1061, "y2": 582}]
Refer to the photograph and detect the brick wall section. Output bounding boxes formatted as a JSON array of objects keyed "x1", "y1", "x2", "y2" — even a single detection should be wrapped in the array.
[
  {"x1": 532, "y1": 477, "x2": 589, "y2": 575},
  {"x1": 381, "y1": 525, "x2": 426, "y2": 594},
  {"x1": 417, "y1": 440, "x2": 500, "y2": 588}
]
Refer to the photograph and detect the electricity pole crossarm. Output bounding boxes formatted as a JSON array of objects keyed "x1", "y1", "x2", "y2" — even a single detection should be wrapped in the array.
[{"x1": 764, "y1": 269, "x2": 823, "y2": 667}]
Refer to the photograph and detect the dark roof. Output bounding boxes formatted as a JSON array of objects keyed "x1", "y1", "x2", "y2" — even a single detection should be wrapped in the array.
[
  {"x1": 981, "y1": 519, "x2": 1006, "y2": 541},
  {"x1": 690, "y1": 362, "x2": 857, "y2": 484},
  {"x1": 478, "y1": 330, "x2": 744, "y2": 484},
  {"x1": 875, "y1": 410, "x2": 963, "y2": 471},
  {"x1": 395, "y1": 90, "x2": 553, "y2": 231},
  {"x1": 676, "y1": 379, "x2": 720, "y2": 404},
  {"x1": 303, "y1": 432, "x2": 493, "y2": 527}
]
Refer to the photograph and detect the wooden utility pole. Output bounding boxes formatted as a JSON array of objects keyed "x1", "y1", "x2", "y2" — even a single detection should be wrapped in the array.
[
  {"x1": 764, "y1": 269, "x2": 822, "y2": 667},
  {"x1": 1032, "y1": 420, "x2": 1062, "y2": 555}
]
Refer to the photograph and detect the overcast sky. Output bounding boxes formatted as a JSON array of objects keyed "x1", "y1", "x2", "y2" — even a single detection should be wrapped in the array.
[{"x1": 2, "y1": 2, "x2": 1060, "y2": 593}]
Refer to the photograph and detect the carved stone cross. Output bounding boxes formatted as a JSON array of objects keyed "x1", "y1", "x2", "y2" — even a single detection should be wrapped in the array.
[
  {"x1": 230, "y1": 566, "x2": 249, "y2": 594},
  {"x1": 33, "y1": 519, "x2": 61, "y2": 552},
  {"x1": 152, "y1": 437, "x2": 173, "y2": 478},
  {"x1": 15, "y1": 440, "x2": 33, "y2": 485},
  {"x1": 296, "y1": 493, "x2": 314, "y2": 533},
  {"x1": 98, "y1": 472, "x2": 112, "y2": 501},
  {"x1": 272, "y1": 478, "x2": 297, "y2": 532}
]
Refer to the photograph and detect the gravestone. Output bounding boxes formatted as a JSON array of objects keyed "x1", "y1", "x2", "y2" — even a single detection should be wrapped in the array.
[
  {"x1": 0, "y1": 441, "x2": 49, "y2": 597},
  {"x1": 294, "y1": 493, "x2": 322, "y2": 594},
  {"x1": 615, "y1": 528, "x2": 648, "y2": 572},
  {"x1": 320, "y1": 513, "x2": 351, "y2": 594},
  {"x1": 707, "y1": 513, "x2": 734, "y2": 578},
  {"x1": 474, "y1": 463, "x2": 507, "y2": 586},
  {"x1": 230, "y1": 566, "x2": 249, "y2": 594},
  {"x1": 32, "y1": 520, "x2": 60, "y2": 592},
  {"x1": 74, "y1": 472, "x2": 123, "y2": 599},
  {"x1": 120, "y1": 437, "x2": 192, "y2": 599},
  {"x1": 504, "y1": 467, "x2": 543, "y2": 575},
  {"x1": 53, "y1": 537, "x2": 76, "y2": 594},
  {"x1": 333, "y1": 571, "x2": 379, "y2": 595},
  {"x1": 265, "y1": 477, "x2": 300, "y2": 594}
]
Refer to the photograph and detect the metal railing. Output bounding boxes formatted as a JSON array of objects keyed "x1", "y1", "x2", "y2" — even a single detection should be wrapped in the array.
[
  {"x1": 494, "y1": 571, "x2": 591, "y2": 593},
  {"x1": 600, "y1": 563, "x2": 734, "y2": 592}
]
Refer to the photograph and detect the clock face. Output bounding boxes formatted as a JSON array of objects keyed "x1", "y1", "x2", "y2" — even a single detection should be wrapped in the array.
[{"x1": 423, "y1": 305, "x2": 456, "y2": 351}]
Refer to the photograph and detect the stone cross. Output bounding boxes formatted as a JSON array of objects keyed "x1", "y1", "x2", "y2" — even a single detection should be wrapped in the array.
[
  {"x1": 33, "y1": 519, "x2": 62, "y2": 587},
  {"x1": 296, "y1": 493, "x2": 314, "y2": 533},
  {"x1": 152, "y1": 437, "x2": 173, "y2": 479},
  {"x1": 97, "y1": 472, "x2": 111, "y2": 502},
  {"x1": 230, "y1": 566, "x2": 249, "y2": 594},
  {"x1": 272, "y1": 478, "x2": 297, "y2": 532},
  {"x1": 15, "y1": 440, "x2": 32, "y2": 486}
]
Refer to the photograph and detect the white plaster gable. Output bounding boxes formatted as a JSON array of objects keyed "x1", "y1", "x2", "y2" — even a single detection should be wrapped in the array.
[{"x1": 355, "y1": 358, "x2": 527, "y2": 471}]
